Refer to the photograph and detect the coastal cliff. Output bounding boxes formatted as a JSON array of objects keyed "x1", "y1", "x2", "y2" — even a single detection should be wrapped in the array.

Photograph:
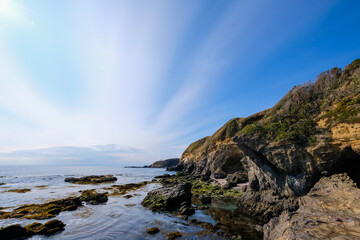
[{"x1": 179, "y1": 59, "x2": 360, "y2": 221}]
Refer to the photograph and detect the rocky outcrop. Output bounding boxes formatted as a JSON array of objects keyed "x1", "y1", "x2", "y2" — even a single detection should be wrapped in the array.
[
  {"x1": 179, "y1": 59, "x2": 360, "y2": 220},
  {"x1": 65, "y1": 175, "x2": 117, "y2": 184},
  {"x1": 150, "y1": 158, "x2": 180, "y2": 168},
  {"x1": 141, "y1": 182, "x2": 192, "y2": 211},
  {"x1": 264, "y1": 174, "x2": 360, "y2": 240},
  {"x1": 0, "y1": 219, "x2": 65, "y2": 239},
  {"x1": 0, "y1": 190, "x2": 108, "y2": 220}
]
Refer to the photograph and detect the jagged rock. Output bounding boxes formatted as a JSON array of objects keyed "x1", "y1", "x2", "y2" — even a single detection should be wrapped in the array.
[
  {"x1": 221, "y1": 181, "x2": 237, "y2": 190},
  {"x1": 141, "y1": 182, "x2": 192, "y2": 211},
  {"x1": 179, "y1": 59, "x2": 360, "y2": 220},
  {"x1": 167, "y1": 164, "x2": 184, "y2": 171},
  {"x1": 64, "y1": 175, "x2": 117, "y2": 184},
  {"x1": 213, "y1": 171, "x2": 227, "y2": 179},
  {"x1": 226, "y1": 172, "x2": 248, "y2": 184},
  {"x1": 264, "y1": 174, "x2": 360, "y2": 240}
]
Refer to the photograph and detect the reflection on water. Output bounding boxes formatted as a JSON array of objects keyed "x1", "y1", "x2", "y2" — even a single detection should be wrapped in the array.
[
  {"x1": 0, "y1": 166, "x2": 261, "y2": 239},
  {"x1": 0, "y1": 166, "x2": 224, "y2": 239}
]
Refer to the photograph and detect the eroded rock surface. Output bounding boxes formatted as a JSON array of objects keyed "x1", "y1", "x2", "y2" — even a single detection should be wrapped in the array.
[
  {"x1": 264, "y1": 174, "x2": 360, "y2": 240},
  {"x1": 141, "y1": 182, "x2": 192, "y2": 211}
]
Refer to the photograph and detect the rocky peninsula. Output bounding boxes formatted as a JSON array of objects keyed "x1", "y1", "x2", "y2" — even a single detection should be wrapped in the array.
[{"x1": 142, "y1": 59, "x2": 360, "y2": 239}]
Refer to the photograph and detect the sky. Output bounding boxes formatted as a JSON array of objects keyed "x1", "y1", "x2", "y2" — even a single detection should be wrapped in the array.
[{"x1": 0, "y1": 0, "x2": 360, "y2": 165}]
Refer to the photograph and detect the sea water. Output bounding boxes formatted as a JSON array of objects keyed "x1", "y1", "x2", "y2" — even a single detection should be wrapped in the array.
[{"x1": 0, "y1": 166, "x2": 226, "y2": 240}]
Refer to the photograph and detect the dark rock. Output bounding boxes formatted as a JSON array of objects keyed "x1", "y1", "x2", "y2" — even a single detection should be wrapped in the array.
[
  {"x1": 0, "y1": 220, "x2": 65, "y2": 240},
  {"x1": 0, "y1": 224, "x2": 30, "y2": 240},
  {"x1": 123, "y1": 195, "x2": 133, "y2": 199},
  {"x1": 167, "y1": 164, "x2": 184, "y2": 171},
  {"x1": 221, "y1": 181, "x2": 237, "y2": 190},
  {"x1": 65, "y1": 175, "x2": 117, "y2": 184},
  {"x1": 147, "y1": 227, "x2": 160, "y2": 234},
  {"x1": 142, "y1": 182, "x2": 192, "y2": 211},
  {"x1": 79, "y1": 190, "x2": 108, "y2": 204},
  {"x1": 200, "y1": 175, "x2": 210, "y2": 181},
  {"x1": 226, "y1": 172, "x2": 248, "y2": 184},
  {"x1": 213, "y1": 171, "x2": 227, "y2": 179},
  {"x1": 151, "y1": 158, "x2": 180, "y2": 168},
  {"x1": 154, "y1": 174, "x2": 172, "y2": 179},
  {"x1": 179, "y1": 206, "x2": 195, "y2": 216},
  {"x1": 199, "y1": 195, "x2": 212, "y2": 204},
  {"x1": 166, "y1": 231, "x2": 183, "y2": 239}
]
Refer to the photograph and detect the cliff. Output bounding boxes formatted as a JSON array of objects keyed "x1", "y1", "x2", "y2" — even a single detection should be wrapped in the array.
[{"x1": 180, "y1": 59, "x2": 360, "y2": 221}]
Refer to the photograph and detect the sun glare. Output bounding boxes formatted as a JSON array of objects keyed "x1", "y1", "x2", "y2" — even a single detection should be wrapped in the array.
[{"x1": 0, "y1": 0, "x2": 9, "y2": 13}]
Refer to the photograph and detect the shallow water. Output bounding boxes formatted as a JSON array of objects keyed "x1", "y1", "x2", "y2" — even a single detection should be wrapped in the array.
[{"x1": 0, "y1": 166, "x2": 227, "y2": 239}]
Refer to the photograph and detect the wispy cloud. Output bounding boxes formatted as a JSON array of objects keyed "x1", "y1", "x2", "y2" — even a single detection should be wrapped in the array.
[
  {"x1": 0, "y1": 144, "x2": 146, "y2": 165},
  {"x1": 0, "y1": 0, "x2": 353, "y2": 164}
]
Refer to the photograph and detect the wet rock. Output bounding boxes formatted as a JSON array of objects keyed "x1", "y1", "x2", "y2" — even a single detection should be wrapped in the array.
[
  {"x1": 189, "y1": 219, "x2": 219, "y2": 232},
  {"x1": 179, "y1": 206, "x2": 195, "y2": 216},
  {"x1": 142, "y1": 182, "x2": 192, "y2": 211},
  {"x1": 0, "y1": 183, "x2": 6, "y2": 185},
  {"x1": 25, "y1": 220, "x2": 65, "y2": 236},
  {"x1": 123, "y1": 194, "x2": 133, "y2": 199},
  {"x1": 166, "y1": 231, "x2": 183, "y2": 239},
  {"x1": 147, "y1": 227, "x2": 160, "y2": 234},
  {"x1": 264, "y1": 174, "x2": 360, "y2": 240},
  {"x1": 108, "y1": 182, "x2": 149, "y2": 196},
  {"x1": 65, "y1": 175, "x2": 117, "y2": 184},
  {"x1": 6, "y1": 188, "x2": 31, "y2": 193},
  {"x1": 0, "y1": 224, "x2": 30, "y2": 239},
  {"x1": 79, "y1": 190, "x2": 108, "y2": 204},
  {"x1": 0, "y1": 220, "x2": 65, "y2": 240},
  {"x1": 0, "y1": 190, "x2": 107, "y2": 220}
]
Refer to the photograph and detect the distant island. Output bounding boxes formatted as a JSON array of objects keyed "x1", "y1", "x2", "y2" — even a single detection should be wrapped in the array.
[{"x1": 125, "y1": 158, "x2": 179, "y2": 169}]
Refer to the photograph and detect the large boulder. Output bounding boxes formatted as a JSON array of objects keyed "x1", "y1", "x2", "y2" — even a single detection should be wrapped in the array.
[
  {"x1": 141, "y1": 182, "x2": 192, "y2": 211},
  {"x1": 264, "y1": 174, "x2": 360, "y2": 240}
]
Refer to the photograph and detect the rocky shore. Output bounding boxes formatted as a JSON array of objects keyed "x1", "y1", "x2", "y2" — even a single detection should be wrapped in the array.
[{"x1": 141, "y1": 59, "x2": 360, "y2": 239}]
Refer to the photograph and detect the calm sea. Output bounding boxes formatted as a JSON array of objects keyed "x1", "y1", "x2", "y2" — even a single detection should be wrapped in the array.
[{"x1": 0, "y1": 166, "x2": 223, "y2": 240}]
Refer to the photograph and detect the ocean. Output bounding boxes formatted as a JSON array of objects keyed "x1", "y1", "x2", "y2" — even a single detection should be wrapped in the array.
[{"x1": 0, "y1": 166, "x2": 225, "y2": 240}]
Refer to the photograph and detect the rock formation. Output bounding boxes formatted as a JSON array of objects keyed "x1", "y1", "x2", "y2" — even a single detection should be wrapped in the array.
[
  {"x1": 179, "y1": 59, "x2": 360, "y2": 221},
  {"x1": 263, "y1": 174, "x2": 360, "y2": 240}
]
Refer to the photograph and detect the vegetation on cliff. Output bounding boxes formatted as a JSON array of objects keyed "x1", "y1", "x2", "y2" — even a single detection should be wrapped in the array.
[{"x1": 182, "y1": 59, "x2": 360, "y2": 163}]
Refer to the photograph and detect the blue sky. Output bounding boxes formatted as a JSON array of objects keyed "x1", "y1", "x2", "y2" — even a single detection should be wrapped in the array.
[{"x1": 0, "y1": 0, "x2": 359, "y2": 165}]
